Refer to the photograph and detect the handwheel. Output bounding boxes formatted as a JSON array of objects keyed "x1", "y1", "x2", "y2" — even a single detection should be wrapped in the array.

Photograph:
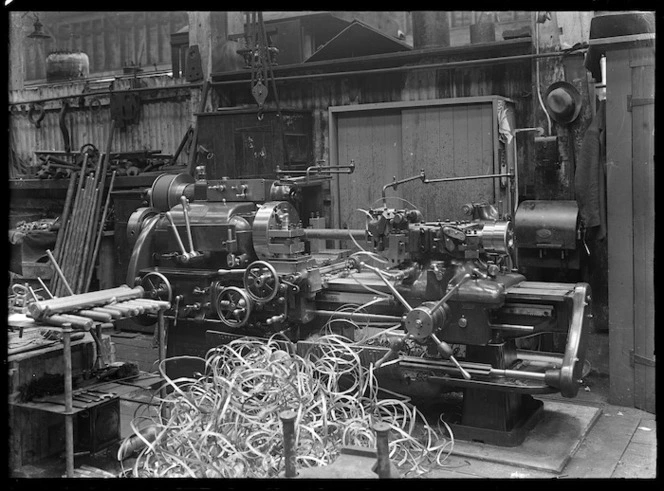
[
  {"x1": 134, "y1": 272, "x2": 173, "y2": 326},
  {"x1": 243, "y1": 260, "x2": 280, "y2": 303},
  {"x1": 215, "y1": 286, "x2": 252, "y2": 328},
  {"x1": 140, "y1": 271, "x2": 173, "y2": 303}
]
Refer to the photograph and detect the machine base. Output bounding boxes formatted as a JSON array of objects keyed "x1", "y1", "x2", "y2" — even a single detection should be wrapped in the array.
[
  {"x1": 448, "y1": 396, "x2": 544, "y2": 447},
  {"x1": 449, "y1": 399, "x2": 603, "y2": 474}
]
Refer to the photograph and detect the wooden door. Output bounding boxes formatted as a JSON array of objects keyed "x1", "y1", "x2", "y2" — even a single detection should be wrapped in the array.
[
  {"x1": 332, "y1": 98, "x2": 510, "y2": 230},
  {"x1": 335, "y1": 110, "x2": 402, "y2": 230},
  {"x1": 606, "y1": 45, "x2": 655, "y2": 413}
]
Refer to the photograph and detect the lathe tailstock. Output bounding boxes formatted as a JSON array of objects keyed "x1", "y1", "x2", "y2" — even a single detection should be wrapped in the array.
[{"x1": 126, "y1": 168, "x2": 593, "y2": 446}]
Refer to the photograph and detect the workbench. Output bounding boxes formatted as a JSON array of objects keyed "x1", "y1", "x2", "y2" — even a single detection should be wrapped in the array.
[{"x1": 8, "y1": 311, "x2": 166, "y2": 477}]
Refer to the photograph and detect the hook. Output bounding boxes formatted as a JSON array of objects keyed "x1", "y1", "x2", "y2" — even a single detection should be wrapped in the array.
[{"x1": 28, "y1": 103, "x2": 46, "y2": 128}]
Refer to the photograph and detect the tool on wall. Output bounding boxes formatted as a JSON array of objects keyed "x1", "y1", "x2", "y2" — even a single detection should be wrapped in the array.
[
  {"x1": 28, "y1": 103, "x2": 46, "y2": 128},
  {"x1": 110, "y1": 92, "x2": 142, "y2": 129},
  {"x1": 59, "y1": 101, "x2": 72, "y2": 153}
]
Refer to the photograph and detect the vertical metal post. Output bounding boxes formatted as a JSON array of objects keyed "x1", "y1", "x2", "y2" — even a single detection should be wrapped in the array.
[
  {"x1": 373, "y1": 422, "x2": 391, "y2": 478},
  {"x1": 62, "y1": 326, "x2": 75, "y2": 478},
  {"x1": 157, "y1": 309, "x2": 169, "y2": 422},
  {"x1": 280, "y1": 410, "x2": 297, "y2": 477}
]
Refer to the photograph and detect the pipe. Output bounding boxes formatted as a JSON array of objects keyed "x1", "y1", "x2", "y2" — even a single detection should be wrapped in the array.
[
  {"x1": 46, "y1": 249, "x2": 74, "y2": 296},
  {"x1": 62, "y1": 327, "x2": 74, "y2": 478},
  {"x1": 534, "y1": 12, "x2": 553, "y2": 136},
  {"x1": 303, "y1": 228, "x2": 366, "y2": 241},
  {"x1": 8, "y1": 48, "x2": 587, "y2": 109},
  {"x1": 210, "y1": 48, "x2": 587, "y2": 87},
  {"x1": 84, "y1": 170, "x2": 117, "y2": 292},
  {"x1": 423, "y1": 172, "x2": 513, "y2": 184}
]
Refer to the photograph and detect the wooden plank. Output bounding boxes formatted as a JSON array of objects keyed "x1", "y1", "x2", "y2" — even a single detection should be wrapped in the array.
[
  {"x1": 605, "y1": 47, "x2": 635, "y2": 408},
  {"x1": 611, "y1": 441, "x2": 657, "y2": 478},
  {"x1": 630, "y1": 47, "x2": 655, "y2": 414},
  {"x1": 629, "y1": 418, "x2": 656, "y2": 445},
  {"x1": 561, "y1": 411, "x2": 640, "y2": 477}
]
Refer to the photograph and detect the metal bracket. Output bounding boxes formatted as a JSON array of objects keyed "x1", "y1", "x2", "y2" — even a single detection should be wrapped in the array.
[
  {"x1": 629, "y1": 350, "x2": 655, "y2": 368},
  {"x1": 627, "y1": 95, "x2": 655, "y2": 112}
]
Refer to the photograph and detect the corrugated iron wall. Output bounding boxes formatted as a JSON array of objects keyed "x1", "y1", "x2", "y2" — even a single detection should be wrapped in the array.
[{"x1": 9, "y1": 76, "x2": 201, "y2": 169}]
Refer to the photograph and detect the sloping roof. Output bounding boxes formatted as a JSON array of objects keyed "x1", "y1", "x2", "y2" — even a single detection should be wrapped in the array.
[{"x1": 304, "y1": 19, "x2": 411, "y2": 63}]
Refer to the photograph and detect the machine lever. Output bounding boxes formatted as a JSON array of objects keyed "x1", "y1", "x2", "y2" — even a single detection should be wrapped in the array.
[
  {"x1": 430, "y1": 272, "x2": 471, "y2": 315},
  {"x1": 173, "y1": 295, "x2": 182, "y2": 327},
  {"x1": 166, "y1": 212, "x2": 189, "y2": 260},
  {"x1": 180, "y1": 196, "x2": 196, "y2": 254},
  {"x1": 374, "y1": 335, "x2": 411, "y2": 369},
  {"x1": 430, "y1": 333, "x2": 472, "y2": 380},
  {"x1": 360, "y1": 262, "x2": 413, "y2": 312}
]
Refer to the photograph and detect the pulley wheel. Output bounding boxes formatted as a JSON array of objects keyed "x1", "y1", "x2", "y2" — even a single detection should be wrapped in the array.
[
  {"x1": 126, "y1": 207, "x2": 159, "y2": 248},
  {"x1": 215, "y1": 286, "x2": 252, "y2": 328},
  {"x1": 150, "y1": 173, "x2": 194, "y2": 212},
  {"x1": 243, "y1": 260, "x2": 280, "y2": 303}
]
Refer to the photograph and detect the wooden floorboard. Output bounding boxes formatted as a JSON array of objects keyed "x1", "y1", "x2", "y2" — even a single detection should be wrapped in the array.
[
  {"x1": 611, "y1": 441, "x2": 657, "y2": 478},
  {"x1": 557, "y1": 411, "x2": 640, "y2": 478}
]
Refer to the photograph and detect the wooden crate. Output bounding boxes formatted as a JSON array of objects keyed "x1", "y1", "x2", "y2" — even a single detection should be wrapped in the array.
[{"x1": 8, "y1": 332, "x2": 96, "y2": 470}]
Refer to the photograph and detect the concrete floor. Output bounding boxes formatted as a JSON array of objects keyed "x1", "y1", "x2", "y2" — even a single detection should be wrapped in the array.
[{"x1": 9, "y1": 332, "x2": 657, "y2": 480}]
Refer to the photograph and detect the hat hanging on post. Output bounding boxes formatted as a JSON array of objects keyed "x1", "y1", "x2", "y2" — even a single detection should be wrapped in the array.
[{"x1": 543, "y1": 81, "x2": 582, "y2": 125}]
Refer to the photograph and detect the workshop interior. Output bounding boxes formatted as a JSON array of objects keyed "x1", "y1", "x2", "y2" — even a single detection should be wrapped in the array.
[{"x1": 7, "y1": 11, "x2": 655, "y2": 479}]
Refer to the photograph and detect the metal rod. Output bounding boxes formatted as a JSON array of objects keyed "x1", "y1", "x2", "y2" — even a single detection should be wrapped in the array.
[
  {"x1": 166, "y1": 212, "x2": 188, "y2": 256},
  {"x1": 37, "y1": 277, "x2": 54, "y2": 299},
  {"x1": 76, "y1": 185, "x2": 100, "y2": 293},
  {"x1": 84, "y1": 170, "x2": 117, "y2": 292},
  {"x1": 431, "y1": 273, "x2": 471, "y2": 314},
  {"x1": 179, "y1": 196, "x2": 195, "y2": 253},
  {"x1": 209, "y1": 48, "x2": 587, "y2": 86},
  {"x1": 52, "y1": 169, "x2": 79, "y2": 268},
  {"x1": 8, "y1": 48, "x2": 586, "y2": 109},
  {"x1": 27, "y1": 286, "x2": 145, "y2": 319},
  {"x1": 381, "y1": 170, "x2": 426, "y2": 205},
  {"x1": 77, "y1": 310, "x2": 113, "y2": 322},
  {"x1": 46, "y1": 249, "x2": 74, "y2": 296},
  {"x1": 516, "y1": 349, "x2": 564, "y2": 365},
  {"x1": 280, "y1": 410, "x2": 298, "y2": 478},
  {"x1": 62, "y1": 326, "x2": 74, "y2": 478},
  {"x1": 302, "y1": 228, "x2": 366, "y2": 241},
  {"x1": 423, "y1": 172, "x2": 515, "y2": 184},
  {"x1": 312, "y1": 310, "x2": 403, "y2": 323}
]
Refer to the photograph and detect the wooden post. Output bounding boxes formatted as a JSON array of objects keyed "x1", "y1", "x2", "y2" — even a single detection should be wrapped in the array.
[
  {"x1": 9, "y1": 12, "x2": 25, "y2": 91},
  {"x1": 62, "y1": 327, "x2": 75, "y2": 478},
  {"x1": 605, "y1": 46, "x2": 634, "y2": 408},
  {"x1": 187, "y1": 12, "x2": 228, "y2": 81}
]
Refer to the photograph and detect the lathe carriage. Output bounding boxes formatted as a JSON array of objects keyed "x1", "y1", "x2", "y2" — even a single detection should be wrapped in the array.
[{"x1": 125, "y1": 167, "x2": 592, "y2": 446}]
